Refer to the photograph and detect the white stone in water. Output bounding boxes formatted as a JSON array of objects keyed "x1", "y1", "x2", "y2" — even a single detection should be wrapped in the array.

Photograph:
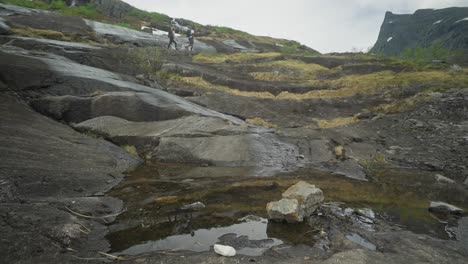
[{"x1": 214, "y1": 244, "x2": 236, "y2": 257}]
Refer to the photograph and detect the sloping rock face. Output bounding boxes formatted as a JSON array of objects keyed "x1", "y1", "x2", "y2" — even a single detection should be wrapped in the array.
[
  {"x1": 0, "y1": 36, "x2": 301, "y2": 174},
  {"x1": 0, "y1": 3, "x2": 216, "y2": 51},
  {"x1": 371, "y1": 8, "x2": 468, "y2": 59},
  {"x1": 0, "y1": 94, "x2": 141, "y2": 263},
  {"x1": 0, "y1": 17, "x2": 10, "y2": 34},
  {"x1": 0, "y1": 30, "x2": 304, "y2": 262}
]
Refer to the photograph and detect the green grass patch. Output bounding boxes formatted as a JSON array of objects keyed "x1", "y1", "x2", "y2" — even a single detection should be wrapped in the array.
[
  {"x1": 251, "y1": 60, "x2": 332, "y2": 82},
  {"x1": 0, "y1": 0, "x2": 49, "y2": 9},
  {"x1": 122, "y1": 145, "x2": 138, "y2": 157},
  {"x1": 12, "y1": 27, "x2": 70, "y2": 40},
  {"x1": 193, "y1": 52, "x2": 282, "y2": 64}
]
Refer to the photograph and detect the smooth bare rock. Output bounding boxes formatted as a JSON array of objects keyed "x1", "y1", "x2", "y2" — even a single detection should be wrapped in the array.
[
  {"x1": 429, "y1": 201, "x2": 464, "y2": 215},
  {"x1": 435, "y1": 174, "x2": 455, "y2": 184},
  {"x1": 266, "y1": 198, "x2": 302, "y2": 223},
  {"x1": 0, "y1": 17, "x2": 10, "y2": 35},
  {"x1": 282, "y1": 181, "x2": 324, "y2": 216},
  {"x1": 0, "y1": 95, "x2": 140, "y2": 262},
  {"x1": 156, "y1": 133, "x2": 300, "y2": 174},
  {"x1": 84, "y1": 19, "x2": 216, "y2": 52},
  {"x1": 213, "y1": 244, "x2": 236, "y2": 257},
  {"x1": 180, "y1": 202, "x2": 206, "y2": 211},
  {"x1": 457, "y1": 217, "x2": 468, "y2": 256}
]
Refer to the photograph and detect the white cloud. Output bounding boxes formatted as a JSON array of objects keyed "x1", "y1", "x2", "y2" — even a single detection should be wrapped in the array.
[{"x1": 123, "y1": 0, "x2": 468, "y2": 53}]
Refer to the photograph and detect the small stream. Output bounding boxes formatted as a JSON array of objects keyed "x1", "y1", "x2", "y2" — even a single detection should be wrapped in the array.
[{"x1": 106, "y1": 162, "x2": 467, "y2": 256}]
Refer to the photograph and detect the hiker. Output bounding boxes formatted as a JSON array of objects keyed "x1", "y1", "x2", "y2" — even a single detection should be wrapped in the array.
[
  {"x1": 185, "y1": 29, "x2": 195, "y2": 51},
  {"x1": 168, "y1": 27, "x2": 177, "y2": 50}
]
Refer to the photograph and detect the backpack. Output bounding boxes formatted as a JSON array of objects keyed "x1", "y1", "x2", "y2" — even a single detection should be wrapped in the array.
[
  {"x1": 186, "y1": 29, "x2": 192, "y2": 38},
  {"x1": 168, "y1": 30, "x2": 174, "y2": 38}
]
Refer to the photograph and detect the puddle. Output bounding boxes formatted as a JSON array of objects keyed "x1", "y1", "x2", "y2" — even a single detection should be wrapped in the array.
[
  {"x1": 107, "y1": 162, "x2": 468, "y2": 256},
  {"x1": 116, "y1": 216, "x2": 282, "y2": 256}
]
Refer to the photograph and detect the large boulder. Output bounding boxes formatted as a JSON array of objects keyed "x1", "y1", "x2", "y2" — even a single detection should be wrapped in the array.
[
  {"x1": 266, "y1": 198, "x2": 301, "y2": 223},
  {"x1": 282, "y1": 181, "x2": 324, "y2": 217},
  {"x1": 267, "y1": 181, "x2": 324, "y2": 223}
]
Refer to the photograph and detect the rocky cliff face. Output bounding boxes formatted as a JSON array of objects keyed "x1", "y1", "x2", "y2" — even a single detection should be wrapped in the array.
[{"x1": 370, "y1": 7, "x2": 468, "y2": 57}]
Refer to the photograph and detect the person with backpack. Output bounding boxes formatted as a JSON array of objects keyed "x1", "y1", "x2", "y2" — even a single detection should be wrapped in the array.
[
  {"x1": 185, "y1": 29, "x2": 195, "y2": 51},
  {"x1": 168, "y1": 27, "x2": 177, "y2": 50}
]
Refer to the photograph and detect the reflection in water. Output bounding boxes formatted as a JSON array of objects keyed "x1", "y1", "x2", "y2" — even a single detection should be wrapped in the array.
[
  {"x1": 107, "y1": 163, "x2": 468, "y2": 256},
  {"x1": 117, "y1": 217, "x2": 282, "y2": 256}
]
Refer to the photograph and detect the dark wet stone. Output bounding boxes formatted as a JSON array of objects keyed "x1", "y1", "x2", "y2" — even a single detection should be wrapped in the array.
[{"x1": 429, "y1": 201, "x2": 464, "y2": 215}]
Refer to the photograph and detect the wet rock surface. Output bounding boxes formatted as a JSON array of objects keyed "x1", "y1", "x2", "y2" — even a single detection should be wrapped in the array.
[
  {"x1": 0, "y1": 3, "x2": 467, "y2": 263},
  {"x1": 0, "y1": 95, "x2": 140, "y2": 262},
  {"x1": 429, "y1": 201, "x2": 464, "y2": 215}
]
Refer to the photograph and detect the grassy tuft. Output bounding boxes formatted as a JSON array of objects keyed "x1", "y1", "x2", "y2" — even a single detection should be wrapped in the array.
[
  {"x1": 12, "y1": 27, "x2": 70, "y2": 41},
  {"x1": 178, "y1": 76, "x2": 276, "y2": 98},
  {"x1": 249, "y1": 71, "x2": 292, "y2": 82},
  {"x1": 372, "y1": 93, "x2": 430, "y2": 114},
  {"x1": 193, "y1": 52, "x2": 282, "y2": 64},
  {"x1": 313, "y1": 117, "x2": 359, "y2": 128},
  {"x1": 122, "y1": 145, "x2": 138, "y2": 157},
  {"x1": 360, "y1": 153, "x2": 388, "y2": 179},
  {"x1": 246, "y1": 117, "x2": 277, "y2": 128},
  {"x1": 251, "y1": 60, "x2": 331, "y2": 82}
]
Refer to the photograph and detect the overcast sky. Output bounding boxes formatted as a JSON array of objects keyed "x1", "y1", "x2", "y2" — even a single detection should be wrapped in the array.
[{"x1": 124, "y1": 0, "x2": 468, "y2": 53}]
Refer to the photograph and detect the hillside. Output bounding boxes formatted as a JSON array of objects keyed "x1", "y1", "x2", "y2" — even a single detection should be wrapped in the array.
[
  {"x1": 371, "y1": 7, "x2": 468, "y2": 63},
  {"x1": 0, "y1": 0, "x2": 318, "y2": 54},
  {"x1": 0, "y1": 2, "x2": 468, "y2": 264}
]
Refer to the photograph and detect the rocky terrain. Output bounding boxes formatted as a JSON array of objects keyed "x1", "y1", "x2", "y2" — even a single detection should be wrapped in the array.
[
  {"x1": 371, "y1": 7, "x2": 468, "y2": 62},
  {"x1": 0, "y1": 2, "x2": 467, "y2": 264}
]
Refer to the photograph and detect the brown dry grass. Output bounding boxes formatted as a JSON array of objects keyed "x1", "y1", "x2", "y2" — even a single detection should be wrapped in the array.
[
  {"x1": 246, "y1": 117, "x2": 278, "y2": 128},
  {"x1": 193, "y1": 52, "x2": 282, "y2": 64}
]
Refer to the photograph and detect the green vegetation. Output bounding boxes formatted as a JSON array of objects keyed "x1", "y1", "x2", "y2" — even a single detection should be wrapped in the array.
[
  {"x1": 57, "y1": 3, "x2": 100, "y2": 19},
  {"x1": 360, "y1": 153, "x2": 388, "y2": 179},
  {"x1": 0, "y1": 0, "x2": 49, "y2": 9},
  {"x1": 111, "y1": 47, "x2": 163, "y2": 76},
  {"x1": 1, "y1": 0, "x2": 315, "y2": 53},
  {"x1": 115, "y1": 22, "x2": 139, "y2": 31},
  {"x1": 125, "y1": 7, "x2": 171, "y2": 27},
  {"x1": 11, "y1": 26, "x2": 102, "y2": 45},
  {"x1": 167, "y1": 64, "x2": 468, "y2": 102},
  {"x1": 12, "y1": 27, "x2": 69, "y2": 40},
  {"x1": 313, "y1": 117, "x2": 359, "y2": 129},
  {"x1": 193, "y1": 52, "x2": 282, "y2": 64},
  {"x1": 251, "y1": 60, "x2": 331, "y2": 82},
  {"x1": 400, "y1": 42, "x2": 451, "y2": 65},
  {"x1": 122, "y1": 145, "x2": 138, "y2": 157},
  {"x1": 0, "y1": 0, "x2": 101, "y2": 19}
]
